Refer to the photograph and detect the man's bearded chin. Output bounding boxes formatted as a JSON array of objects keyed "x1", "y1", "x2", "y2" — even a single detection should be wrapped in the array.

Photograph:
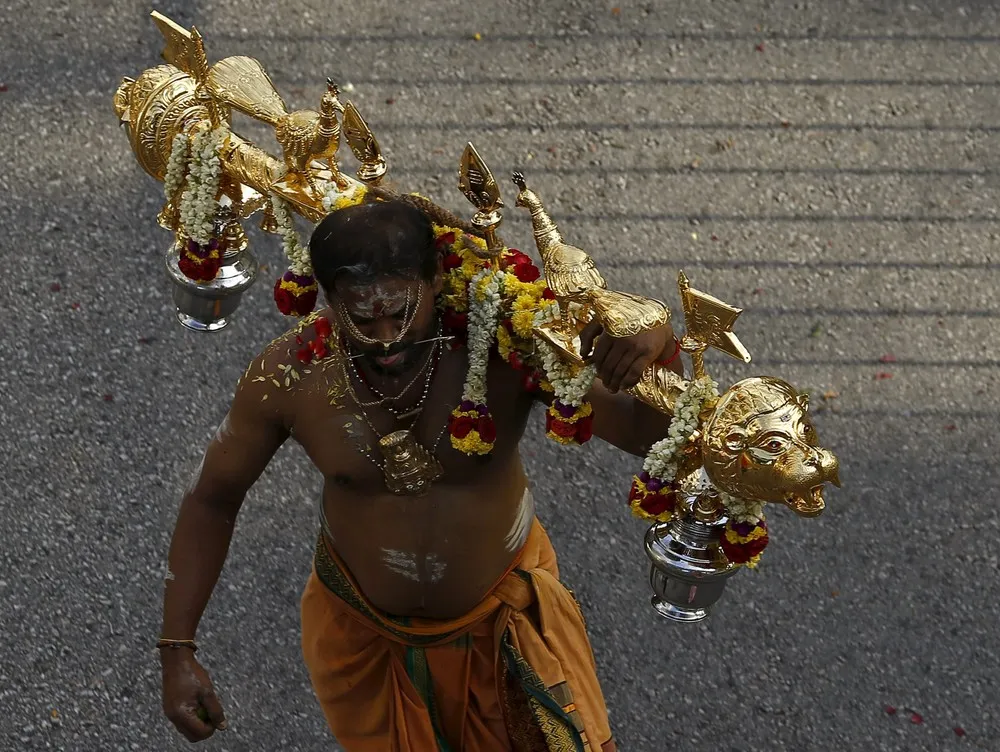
[{"x1": 357, "y1": 338, "x2": 424, "y2": 377}]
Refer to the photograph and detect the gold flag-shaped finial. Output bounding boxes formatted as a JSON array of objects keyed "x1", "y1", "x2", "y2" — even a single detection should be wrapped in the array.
[{"x1": 678, "y1": 271, "x2": 751, "y2": 378}]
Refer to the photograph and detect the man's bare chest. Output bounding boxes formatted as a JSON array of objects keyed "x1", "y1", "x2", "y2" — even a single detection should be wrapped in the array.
[{"x1": 287, "y1": 352, "x2": 537, "y2": 487}]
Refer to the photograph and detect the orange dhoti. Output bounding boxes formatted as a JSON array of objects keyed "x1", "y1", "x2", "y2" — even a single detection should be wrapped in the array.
[{"x1": 300, "y1": 518, "x2": 617, "y2": 751}]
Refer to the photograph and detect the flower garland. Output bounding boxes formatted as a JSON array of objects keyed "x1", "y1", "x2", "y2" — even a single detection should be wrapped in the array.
[
  {"x1": 625, "y1": 374, "x2": 773, "y2": 567},
  {"x1": 163, "y1": 133, "x2": 189, "y2": 210},
  {"x1": 720, "y1": 518, "x2": 769, "y2": 569},
  {"x1": 538, "y1": 338, "x2": 597, "y2": 444},
  {"x1": 178, "y1": 237, "x2": 222, "y2": 283},
  {"x1": 720, "y1": 490, "x2": 766, "y2": 525},
  {"x1": 272, "y1": 180, "x2": 369, "y2": 318},
  {"x1": 172, "y1": 125, "x2": 227, "y2": 283},
  {"x1": 322, "y1": 180, "x2": 368, "y2": 213},
  {"x1": 447, "y1": 266, "x2": 503, "y2": 454},
  {"x1": 271, "y1": 195, "x2": 319, "y2": 317},
  {"x1": 434, "y1": 224, "x2": 594, "y2": 456},
  {"x1": 719, "y1": 493, "x2": 769, "y2": 564},
  {"x1": 178, "y1": 125, "x2": 226, "y2": 246},
  {"x1": 628, "y1": 375, "x2": 718, "y2": 523}
]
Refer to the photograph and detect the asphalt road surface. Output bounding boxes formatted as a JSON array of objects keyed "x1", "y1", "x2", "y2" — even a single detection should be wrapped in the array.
[{"x1": 2, "y1": 1, "x2": 999, "y2": 750}]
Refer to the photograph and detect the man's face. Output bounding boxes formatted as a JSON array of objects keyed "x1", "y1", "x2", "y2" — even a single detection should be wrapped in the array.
[{"x1": 332, "y1": 275, "x2": 442, "y2": 376}]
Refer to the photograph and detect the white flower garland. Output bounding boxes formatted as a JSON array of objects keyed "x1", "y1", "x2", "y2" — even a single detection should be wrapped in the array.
[
  {"x1": 461, "y1": 268, "x2": 504, "y2": 405},
  {"x1": 719, "y1": 491, "x2": 766, "y2": 525},
  {"x1": 642, "y1": 375, "x2": 719, "y2": 481},
  {"x1": 530, "y1": 304, "x2": 597, "y2": 406},
  {"x1": 538, "y1": 341, "x2": 597, "y2": 407},
  {"x1": 177, "y1": 126, "x2": 226, "y2": 245},
  {"x1": 270, "y1": 196, "x2": 311, "y2": 276},
  {"x1": 163, "y1": 132, "x2": 189, "y2": 206},
  {"x1": 533, "y1": 299, "x2": 560, "y2": 329},
  {"x1": 321, "y1": 179, "x2": 366, "y2": 213}
]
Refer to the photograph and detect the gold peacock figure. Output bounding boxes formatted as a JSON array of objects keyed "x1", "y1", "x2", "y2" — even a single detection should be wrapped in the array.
[
  {"x1": 207, "y1": 57, "x2": 348, "y2": 195},
  {"x1": 511, "y1": 171, "x2": 671, "y2": 341}
]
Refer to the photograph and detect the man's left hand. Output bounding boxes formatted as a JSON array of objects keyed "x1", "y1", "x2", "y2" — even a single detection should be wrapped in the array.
[{"x1": 579, "y1": 320, "x2": 673, "y2": 393}]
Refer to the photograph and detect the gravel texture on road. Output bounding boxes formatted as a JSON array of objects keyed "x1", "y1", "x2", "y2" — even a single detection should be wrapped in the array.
[{"x1": 1, "y1": 1, "x2": 998, "y2": 750}]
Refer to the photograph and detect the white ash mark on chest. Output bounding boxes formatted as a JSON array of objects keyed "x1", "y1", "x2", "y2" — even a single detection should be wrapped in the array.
[
  {"x1": 425, "y1": 553, "x2": 448, "y2": 584},
  {"x1": 504, "y1": 487, "x2": 535, "y2": 552},
  {"x1": 380, "y1": 549, "x2": 448, "y2": 584},
  {"x1": 381, "y1": 549, "x2": 420, "y2": 581}
]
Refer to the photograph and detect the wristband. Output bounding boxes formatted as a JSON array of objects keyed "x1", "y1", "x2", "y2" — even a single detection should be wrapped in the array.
[
  {"x1": 655, "y1": 337, "x2": 682, "y2": 367},
  {"x1": 156, "y1": 638, "x2": 198, "y2": 652}
]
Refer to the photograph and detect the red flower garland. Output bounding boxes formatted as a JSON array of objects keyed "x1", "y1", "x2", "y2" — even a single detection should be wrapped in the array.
[
  {"x1": 503, "y1": 249, "x2": 541, "y2": 283},
  {"x1": 274, "y1": 270, "x2": 319, "y2": 317},
  {"x1": 178, "y1": 238, "x2": 221, "y2": 283},
  {"x1": 545, "y1": 406, "x2": 594, "y2": 443},
  {"x1": 448, "y1": 400, "x2": 496, "y2": 454},
  {"x1": 720, "y1": 520, "x2": 770, "y2": 566},
  {"x1": 628, "y1": 472, "x2": 677, "y2": 522}
]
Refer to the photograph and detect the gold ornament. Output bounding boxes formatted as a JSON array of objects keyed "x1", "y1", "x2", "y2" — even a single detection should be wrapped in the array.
[
  {"x1": 458, "y1": 143, "x2": 505, "y2": 263},
  {"x1": 343, "y1": 102, "x2": 387, "y2": 185},
  {"x1": 115, "y1": 12, "x2": 843, "y2": 618},
  {"x1": 677, "y1": 270, "x2": 751, "y2": 379},
  {"x1": 512, "y1": 171, "x2": 607, "y2": 302},
  {"x1": 509, "y1": 168, "x2": 841, "y2": 527},
  {"x1": 379, "y1": 430, "x2": 446, "y2": 497},
  {"x1": 702, "y1": 377, "x2": 840, "y2": 517}
]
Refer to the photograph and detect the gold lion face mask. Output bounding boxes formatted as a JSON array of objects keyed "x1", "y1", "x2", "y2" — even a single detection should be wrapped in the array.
[{"x1": 702, "y1": 377, "x2": 841, "y2": 517}]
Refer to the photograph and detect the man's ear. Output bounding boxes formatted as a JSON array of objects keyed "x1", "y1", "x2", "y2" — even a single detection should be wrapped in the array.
[{"x1": 431, "y1": 254, "x2": 445, "y2": 295}]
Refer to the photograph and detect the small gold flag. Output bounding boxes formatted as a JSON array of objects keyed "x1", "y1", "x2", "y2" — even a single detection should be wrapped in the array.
[{"x1": 678, "y1": 271, "x2": 751, "y2": 363}]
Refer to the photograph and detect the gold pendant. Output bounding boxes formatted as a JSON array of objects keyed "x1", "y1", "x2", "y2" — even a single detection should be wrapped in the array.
[{"x1": 379, "y1": 430, "x2": 444, "y2": 497}]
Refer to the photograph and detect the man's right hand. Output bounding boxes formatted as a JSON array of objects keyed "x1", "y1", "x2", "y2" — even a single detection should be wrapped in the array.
[{"x1": 161, "y1": 650, "x2": 228, "y2": 742}]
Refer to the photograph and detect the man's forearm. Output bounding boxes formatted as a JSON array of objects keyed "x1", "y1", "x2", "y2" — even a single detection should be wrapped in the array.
[
  {"x1": 622, "y1": 396, "x2": 673, "y2": 458},
  {"x1": 160, "y1": 493, "x2": 242, "y2": 640},
  {"x1": 588, "y1": 386, "x2": 673, "y2": 459}
]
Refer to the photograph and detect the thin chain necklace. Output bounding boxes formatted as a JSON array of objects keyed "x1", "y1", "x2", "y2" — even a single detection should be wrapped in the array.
[
  {"x1": 342, "y1": 350, "x2": 451, "y2": 474},
  {"x1": 322, "y1": 318, "x2": 450, "y2": 494},
  {"x1": 341, "y1": 336, "x2": 441, "y2": 432}
]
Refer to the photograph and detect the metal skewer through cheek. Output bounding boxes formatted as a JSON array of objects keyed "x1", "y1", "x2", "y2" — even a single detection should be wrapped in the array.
[{"x1": 344, "y1": 334, "x2": 455, "y2": 360}]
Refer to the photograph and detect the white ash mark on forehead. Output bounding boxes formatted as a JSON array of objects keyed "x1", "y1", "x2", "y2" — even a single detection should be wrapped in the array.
[{"x1": 345, "y1": 282, "x2": 410, "y2": 319}]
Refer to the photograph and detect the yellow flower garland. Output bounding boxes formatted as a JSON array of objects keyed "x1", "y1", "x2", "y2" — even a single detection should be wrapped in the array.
[{"x1": 432, "y1": 222, "x2": 562, "y2": 454}]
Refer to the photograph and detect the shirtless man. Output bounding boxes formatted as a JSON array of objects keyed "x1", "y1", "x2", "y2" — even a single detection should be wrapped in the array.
[{"x1": 158, "y1": 199, "x2": 682, "y2": 750}]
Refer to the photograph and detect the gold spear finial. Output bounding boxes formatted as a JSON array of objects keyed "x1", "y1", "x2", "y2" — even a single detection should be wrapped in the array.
[
  {"x1": 343, "y1": 102, "x2": 387, "y2": 185},
  {"x1": 458, "y1": 142, "x2": 504, "y2": 263}
]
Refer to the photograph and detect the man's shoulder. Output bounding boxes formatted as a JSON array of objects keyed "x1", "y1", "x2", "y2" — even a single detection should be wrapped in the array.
[{"x1": 236, "y1": 310, "x2": 336, "y2": 403}]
